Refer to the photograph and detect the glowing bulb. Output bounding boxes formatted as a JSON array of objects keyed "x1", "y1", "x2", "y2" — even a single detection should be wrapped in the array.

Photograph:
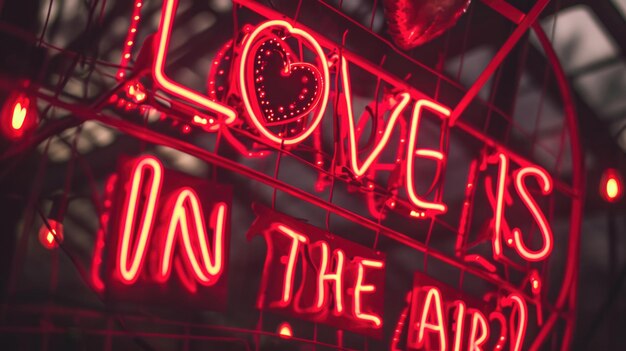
[
  {"x1": 38, "y1": 219, "x2": 64, "y2": 250},
  {"x1": 125, "y1": 80, "x2": 147, "y2": 104},
  {"x1": 277, "y1": 322, "x2": 292, "y2": 338},
  {"x1": 600, "y1": 169, "x2": 622, "y2": 203},
  {"x1": 607, "y1": 179, "x2": 618, "y2": 199},
  {"x1": 529, "y1": 270, "x2": 541, "y2": 295},
  {"x1": 2, "y1": 93, "x2": 37, "y2": 140},
  {"x1": 11, "y1": 102, "x2": 26, "y2": 129}
]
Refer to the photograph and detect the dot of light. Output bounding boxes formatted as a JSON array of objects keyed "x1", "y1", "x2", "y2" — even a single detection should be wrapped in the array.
[
  {"x1": 2, "y1": 93, "x2": 37, "y2": 140},
  {"x1": 606, "y1": 178, "x2": 619, "y2": 200},
  {"x1": 601, "y1": 169, "x2": 623, "y2": 203},
  {"x1": 11, "y1": 101, "x2": 27, "y2": 130},
  {"x1": 38, "y1": 219, "x2": 64, "y2": 250},
  {"x1": 277, "y1": 322, "x2": 292, "y2": 338}
]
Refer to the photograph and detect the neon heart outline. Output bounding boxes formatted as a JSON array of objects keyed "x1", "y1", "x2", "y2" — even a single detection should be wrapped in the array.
[
  {"x1": 248, "y1": 36, "x2": 323, "y2": 127},
  {"x1": 238, "y1": 20, "x2": 330, "y2": 146}
]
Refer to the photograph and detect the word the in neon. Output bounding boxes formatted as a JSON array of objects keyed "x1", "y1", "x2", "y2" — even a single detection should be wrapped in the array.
[{"x1": 249, "y1": 205, "x2": 386, "y2": 337}]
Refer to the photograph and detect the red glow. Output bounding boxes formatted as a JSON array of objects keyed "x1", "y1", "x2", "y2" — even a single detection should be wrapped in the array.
[
  {"x1": 501, "y1": 293, "x2": 528, "y2": 351},
  {"x1": 117, "y1": 156, "x2": 163, "y2": 284},
  {"x1": 391, "y1": 292, "x2": 412, "y2": 351},
  {"x1": 405, "y1": 100, "x2": 450, "y2": 216},
  {"x1": 456, "y1": 160, "x2": 478, "y2": 254},
  {"x1": 452, "y1": 301, "x2": 467, "y2": 351},
  {"x1": 238, "y1": 20, "x2": 330, "y2": 145},
  {"x1": 252, "y1": 208, "x2": 385, "y2": 336},
  {"x1": 467, "y1": 309, "x2": 489, "y2": 351},
  {"x1": 492, "y1": 153, "x2": 509, "y2": 259},
  {"x1": 158, "y1": 189, "x2": 227, "y2": 286},
  {"x1": 353, "y1": 258, "x2": 384, "y2": 327},
  {"x1": 1, "y1": 93, "x2": 36, "y2": 139},
  {"x1": 600, "y1": 168, "x2": 623, "y2": 202},
  {"x1": 38, "y1": 219, "x2": 64, "y2": 250},
  {"x1": 92, "y1": 175, "x2": 118, "y2": 292},
  {"x1": 275, "y1": 224, "x2": 308, "y2": 306},
  {"x1": 606, "y1": 178, "x2": 620, "y2": 199},
  {"x1": 315, "y1": 242, "x2": 345, "y2": 314},
  {"x1": 463, "y1": 254, "x2": 497, "y2": 273},
  {"x1": 117, "y1": 0, "x2": 144, "y2": 79},
  {"x1": 12, "y1": 101, "x2": 27, "y2": 130},
  {"x1": 512, "y1": 166, "x2": 553, "y2": 261},
  {"x1": 413, "y1": 287, "x2": 447, "y2": 350},
  {"x1": 125, "y1": 80, "x2": 147, "y2": 103},
  {"x1": 89, "y1": 2, "x2": 573, "y2": 342},
  {"x1": 154, "y1": 0, "x2": 237, "y2": 130},
  {"x1": 490, "y1": 311, "x2": 508, "y2": 351},
  {"x1": 340, "y1": 58, "x2": 411, "y2": 177},
  {"x1": 407, "y1": 272, "x2": 531, "y2": 350},
  {"x1": 277, "y1": 322, "x2": 293, "y2": 338},
  {"x1": 529, "y1": 270, "x2": 542, "y2": 295}
]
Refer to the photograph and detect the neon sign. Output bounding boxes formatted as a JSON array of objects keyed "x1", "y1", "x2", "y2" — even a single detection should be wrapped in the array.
[
  {"x1": 95, "y1": 153, "x2": 552, "y2": 342},
  {"x1": 148, "y1": 0, "x2": 555, "y2": 250},
  {"x1": 88, "y1": 0, "x2": 581, "y2": 348},
  {"x1": 248, "y1": 205, "x2": 386, "y2": 337},
  {"x1": 405, "y1": 273, "x2": 527, "y2": 351},
  {"x1": 99, "y1": 156, "x2": 232, "y2": 307}
]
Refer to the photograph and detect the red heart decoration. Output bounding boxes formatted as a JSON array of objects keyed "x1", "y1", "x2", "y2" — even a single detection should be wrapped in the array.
[
  {"x1": 249, "y1": 37, "x2": 323, "y2": 126},
  {"x1": 384, "y1": 0, "x2": 471, "y2": 49}
]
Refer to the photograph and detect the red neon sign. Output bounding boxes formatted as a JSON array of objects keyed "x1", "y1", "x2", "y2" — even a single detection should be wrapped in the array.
[
  {"x1": 93, "y1": 2, "x2": 574, "y2": 346},
  {"x1": 248, "y1": 204, "x2": 386, "y2": 337},
  {"x1": 237, "y1": 20, "x2": 330, "y2": 146},
  {"x1": 484, "y1": 153, "x2": 554, "y2": 262},
  {"x1": 145, "y1": 1, "x2": 455, "y2": 217},
  {"x1": 406, "y1": 272, "x2": 528, "y2": 351},
  {"x1": 153, "y1": 0, "x2": 237, "y2": 131},
  {"x1": 99, "y1": 156, "x2": 232, "y2": 308},
  {"x1": 141, "y1": 2, "x2": 559, "y2": 245}
]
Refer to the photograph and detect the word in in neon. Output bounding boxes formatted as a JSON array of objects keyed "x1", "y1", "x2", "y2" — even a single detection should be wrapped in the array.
[{"x1": 99, "y1": 156, "x2": 231, "y2": 308}]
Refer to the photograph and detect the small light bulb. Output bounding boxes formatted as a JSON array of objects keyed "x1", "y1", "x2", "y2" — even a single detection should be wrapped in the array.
[
  {"x1": 277, "y1": 322, "x2": 292, "y2": 339},
  {"x1": 38, "y1": 219, "x2": 64, "y2": 250},
  {"x1": 600, "y1": 168, "x2": 623, "y2": 203}
]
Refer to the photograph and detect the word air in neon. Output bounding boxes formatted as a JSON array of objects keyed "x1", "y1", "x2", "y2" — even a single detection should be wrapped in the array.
[{"x1": 406, "y1": 273, "x2": 527, "y2": 351}]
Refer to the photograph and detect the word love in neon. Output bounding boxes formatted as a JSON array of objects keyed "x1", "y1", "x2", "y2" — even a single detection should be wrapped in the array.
[
  {"x1": 151, "y1": 0, "x2": 555, "y2": 264},
  {"x1": 103, "y1": 156, "x2": 232, "y2": 301},
  {"x1": 249, "y1": 205, "x2": 386, "y2": 337},
  {"x1": 153, "y1": 1, "x2": 450, "y2": 217}
]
